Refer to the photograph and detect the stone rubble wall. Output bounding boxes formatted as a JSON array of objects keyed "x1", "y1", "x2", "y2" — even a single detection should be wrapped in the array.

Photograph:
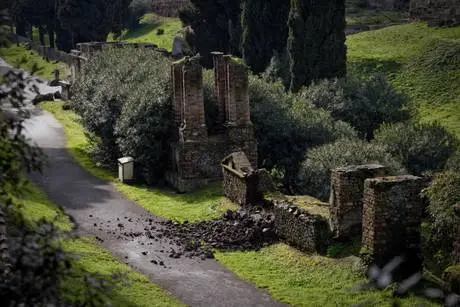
[
  {"x1": 410, "y1": 0, "x2": 460, "y2": 26},
  {"x1": 330, "y1": 164, "x2": 388, "y2": 239},
  {"x1": 361, "y1": 175, "x2": 424, "y2": 266},
  {"x1": 273, "y1": 201, "x2": 331, "y2": 253}
]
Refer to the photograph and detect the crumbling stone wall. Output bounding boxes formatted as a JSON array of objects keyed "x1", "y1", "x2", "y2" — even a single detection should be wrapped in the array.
[
  {"x1": 152, "y1": 0, "x2": 190, "y2": 17},
  {"x1": 273, "y1": 201, "x2": 331, "y2": 253},
  {"x1": 361, "y1": 175, "x2": 424, "y2": 266},
  {"x1": 221, "y1": 152, "x2": 262, "y2": 206},
  {"x1": 410, "y1": 0, "x2": 460, "y2": 26},
  {"x1": 166, "y1": 54, "x2": 257, "y2": 192},
  {"x1": 330, "y1": 164, "x2": 388, "y2": 239}
]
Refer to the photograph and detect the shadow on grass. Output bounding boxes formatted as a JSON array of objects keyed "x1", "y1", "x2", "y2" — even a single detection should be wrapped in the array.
[
  {"x1": 348, "y1": 58, "x2": 403, "y2": 78},
  {"x1": 118, "y1": 21, "x2": 163, "y2": 41}
]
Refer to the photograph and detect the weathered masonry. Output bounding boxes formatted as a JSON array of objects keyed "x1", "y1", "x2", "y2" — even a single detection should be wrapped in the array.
[
  {"x1": 330, "y1": 164, "x2": 388, "y2": 239},
  {"x1": 410, "y1": 0, "x2": 460, "y2": 26},
  {"x1": 361, "y1": 176, "x2": 424, "y2": 267},
  {"x1": 166, "y1": 53, "x2": 257, "y2": 192}
]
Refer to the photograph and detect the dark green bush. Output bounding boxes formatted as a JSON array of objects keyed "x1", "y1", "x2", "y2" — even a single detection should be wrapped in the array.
[
  {"x1": 249, "y1": 76, "x2": 356, "y2": 191},
  {"x1": 424, "y1": 171, "x2": 460, "y2": 271},
  {"x1": 374, "y1": 122, "x2": 458, "y2": 176},
  {"x1": 72, "y1": 48, "x2": 172, "y2": 183},
  {"x1": 297, "y1": 138, "x2": 404, "y2": 201},
  {"x1": 297, "y1": 74, "x2": 410, "y2": 139},
  {"x1": 262, "y1": 49, "x2": 291, "y2": 89}
]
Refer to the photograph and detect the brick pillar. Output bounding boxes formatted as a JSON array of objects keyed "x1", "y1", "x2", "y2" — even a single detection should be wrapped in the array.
[
  {"x1": 330, "y1": 164, "x2": 388, "y2": 239},
  {"x1": 70, "y1": 50, "x2": 82, "y2": 83},
  {"x1": 211, "y1": 52, "x2": 227, "y2": 126},
  {"x1": 181, "y1": 57, "x2": 207, "y2": 141},
  {"x1": 226, "y1": 57, "x2": 251, "y2": 126},
  {"x1": 362, "y1": 175, "x2": 424, "y2": 267},
  {"x1": 171, "y1": 61, "x2": 184, "y2": 128}
]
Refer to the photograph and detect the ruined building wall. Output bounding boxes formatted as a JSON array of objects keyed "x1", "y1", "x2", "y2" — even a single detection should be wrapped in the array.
[
  {"x1": 410, "y1": 0, "x2": 460, "y2": 26},
  {"x1": 166, "y1": 55, "x2": 258, "y2": 192},
  {"x1": 361, "y1": 175, "x2": 424, "y2": 266},
  {"x1": 330, "y1": 164, "x2": 388, "y2": 239},
  {"x1": 152, "y1": 0, "x2": 190, "y2": 17}
]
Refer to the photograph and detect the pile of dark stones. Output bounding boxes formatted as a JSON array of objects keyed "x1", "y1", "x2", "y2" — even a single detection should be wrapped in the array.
[{"x1": 159, "y1": 207, "x2": 278, "y2": 259}]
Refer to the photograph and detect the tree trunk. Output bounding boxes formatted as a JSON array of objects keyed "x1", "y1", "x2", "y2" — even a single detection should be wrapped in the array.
[
  {"x1": 39, "y1": 27, "x2": 46, "y2": 45},
  {"x1": 48, "y1": 28, "x2": 55, "y2": 48}
]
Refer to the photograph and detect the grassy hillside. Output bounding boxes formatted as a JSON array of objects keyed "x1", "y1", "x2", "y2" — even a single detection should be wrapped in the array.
[
  {"x1": 109, "y1": 14, "x2": 182, "y2": 51},
  {"x1": 347, "y1": 23, "x2": 460, "y2": 137},
  {"x1": 0, "y1": 43, "x2": 69, "y2": 80}
]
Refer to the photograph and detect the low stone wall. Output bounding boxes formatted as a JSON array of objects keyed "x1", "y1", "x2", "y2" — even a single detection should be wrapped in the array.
[
  {"x1": 410, "y1": 0, "x2": 460, "y2": 26},
  {"x1": 27, "y1": 41, "x2": 72, "y2": 66},
  {"x1": 273, "y1": 201, "x2": 331, "y2": 253}
]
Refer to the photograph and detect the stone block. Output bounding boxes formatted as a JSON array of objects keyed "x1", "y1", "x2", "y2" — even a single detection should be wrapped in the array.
[
  {"x1": 330, "y1": 164, "x2": 388, "y2": 239},
  {"x1": 361, "y1": 175, "x2": 424, "y2": 267}
]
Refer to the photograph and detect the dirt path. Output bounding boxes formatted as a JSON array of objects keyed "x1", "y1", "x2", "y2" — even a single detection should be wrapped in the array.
[{"x1": 0, "y1": 58, "x2": 284, "y2": 306}]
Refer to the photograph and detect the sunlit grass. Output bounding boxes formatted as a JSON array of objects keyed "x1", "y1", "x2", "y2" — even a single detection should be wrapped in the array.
[
  {"x1": 347, "y1": 22, "x2": 460, "y2": 137},
  {"x1": 109, "y1": 14, "x2": 182, "y2": 51},
  {"x1": 0, "y1": 43, "x2": 69, "y2": 80}
]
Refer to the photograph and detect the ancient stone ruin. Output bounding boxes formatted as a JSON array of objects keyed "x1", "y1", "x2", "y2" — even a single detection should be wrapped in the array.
[
  {"x1": 221, "y1": 152, "x2": 262, "y2": 206},
  {"x1": 361, "y1": 175, "x2": 424, "y2": 267},
  {"x1": 410, "y1": 0, "x2": 460, "y2": 26},
  {"x1": 165, "y1": 53, "x2": 257, "y2": 192},
  {"x1": 330, "y1": 164, "x2": 388, "y2": 239}
]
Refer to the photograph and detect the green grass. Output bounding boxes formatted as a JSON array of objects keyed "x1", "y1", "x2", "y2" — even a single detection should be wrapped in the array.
[
  {"x1": 346, "y1": 8, "x2": 408, "y2": 26},
  {"x1": 347, "y1": 22, "x2": 460, "y2": 137},
  {"x1": 0, "y1": 43, "x2": 69, "y2": 80},
  {"x1": 17, "y1": 182, "x2": 183, "y2": 307},
  {"x1": 109, "y1": 14, "x2": 182, "y2": 51},
  {"x1": 41, "y1": 101, "x2": 238, "y2": 222},
  {"x1": 215, "y1": 244, "x2": 440, "y2": 306}
]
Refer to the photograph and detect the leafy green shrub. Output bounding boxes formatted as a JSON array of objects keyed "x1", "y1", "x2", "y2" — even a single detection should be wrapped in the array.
[
  {"x1": 156, "y1": 28, "x2": 165, "y2": 36},
  {"x1": 446, "y1": 150, "x2": 460, "y2": 172},
  {"x1": 263, "y1": 49, "x2": 291, "y2": 89},
  {"x1": 297, "y1": 138, "x2": 404, "y2": 201},
  {"x1": 248, "y1": 76, "x2": 356, "y2": 191},
  {"x1": 424, "y1": 171, "x2": 460, "y2": 271},
  {"x1": 374, "y1": 122, "x2": 458, "y2": 176},
  {"x1": 297, "y1": 74, "x2": 410, "y2": 139},
  {"x1": 71, "y1": 48, "x2": 172, "y2": 183}
]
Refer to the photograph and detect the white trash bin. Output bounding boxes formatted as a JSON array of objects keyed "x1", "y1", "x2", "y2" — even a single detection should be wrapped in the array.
[{"x1": 118, "y1": 157, "x2": 134, "y2": 183}]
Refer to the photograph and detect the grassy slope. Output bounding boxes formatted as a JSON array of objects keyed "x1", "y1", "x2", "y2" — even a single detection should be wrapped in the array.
[
  {"x1": 215, "y1": 244, "x2": 438, "y2": 306},
  {"x1": 41, "y1": 101, "x2": 237, "y2": 222},
  {"x1": 347, "y1": 23, "x2": 460, "y2": 137},
  {"x1": 109, "y1": 14, "x2": 182, "y2": 51},
  {"x1": 18, "y1": 183, "x2": 182, "y2": 307},
  {"x1": 0, "y1": 43, "x2": 69, "y2": 80}
]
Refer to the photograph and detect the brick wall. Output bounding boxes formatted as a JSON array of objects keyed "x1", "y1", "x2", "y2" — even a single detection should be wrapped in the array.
[
  {"x1": 273, "y1": 201, "x2": 331, "y2": 253},
  {"x1": 361, "y1": 175, "x2": 424, "y2": 266},
  {"x1": 410, "y1": 0, "x2": 460, "y2": 26},
  {"x1": 330, "y1": 164, "x2": 388, "y2": 239}
]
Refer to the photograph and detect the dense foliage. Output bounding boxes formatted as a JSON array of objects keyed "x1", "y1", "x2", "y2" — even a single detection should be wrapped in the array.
[
  {"x1": 297, "y1": 74, "x2": 410, "y2": 139},
  {"x1": 248, "y1": 76, "x2": 356, "y2": 191},
  {"x1": 9, "y1": 0, "x2": 132, "y2": 51},
  {"x1": 296, "y1": 138, "x2": 404, "y2": 201},
  {"x1": 374, "y1": 122, "x2": 458, "y2": 175},
  {"x1": 72, "y1": 48, "x2": 172, "y2": 184},
  {"x1": 179, "y1": 0, "x2": 242, "y2": 67},
  {"x1": 287, "y1": 0, "x2": 347, "y2": 92},
  {"x1": 241, "y1": 0, "x2": 289, "y2": 73}
]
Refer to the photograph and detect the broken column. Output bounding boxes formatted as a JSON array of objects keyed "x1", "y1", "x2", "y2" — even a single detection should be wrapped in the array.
[
  {"x1": 330, "y1": 164, "x2": 388, "y2": 239},
  {"x1": 70, "y1": 50, "x2": 83, "y2": 83},
  {"x1": 211, "y1": 52, "x2": 227, "y2": 128},
  {"x1": 223, "y1": 56, "x2": 257, "y2": 167},
  {"x1": 361, "y1": 175, "x2": 424, "y2": 268}
]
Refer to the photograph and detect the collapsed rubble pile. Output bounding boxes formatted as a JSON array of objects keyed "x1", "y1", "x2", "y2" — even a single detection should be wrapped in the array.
[{"x1": 159, "y1": 207, "x2": 278, "y2": 259}]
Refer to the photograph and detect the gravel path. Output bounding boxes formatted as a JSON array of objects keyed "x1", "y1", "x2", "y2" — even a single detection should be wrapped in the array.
[{"x1": 1, "y1": 58, "x2": 284, "y2": 307}]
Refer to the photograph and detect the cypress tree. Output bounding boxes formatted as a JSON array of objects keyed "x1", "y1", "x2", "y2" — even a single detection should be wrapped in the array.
[
  {"x1": 288, "y1": 0, "x2": 346, "y2": 92},
  {"x1": 241, "y1": 0, "x2": 290, "y2": 74}
]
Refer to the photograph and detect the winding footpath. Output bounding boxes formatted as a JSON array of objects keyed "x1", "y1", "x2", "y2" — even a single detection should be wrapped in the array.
[{"x1": 1, "y1": 58, "x2": 284, "y2": 307}]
